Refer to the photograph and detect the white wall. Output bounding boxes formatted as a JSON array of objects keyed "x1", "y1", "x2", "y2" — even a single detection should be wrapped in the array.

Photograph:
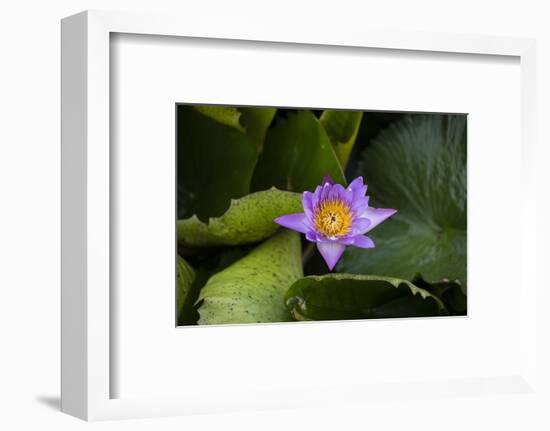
[{"x1": 1, "y1": 0, "x2": 548, "y2": 430}]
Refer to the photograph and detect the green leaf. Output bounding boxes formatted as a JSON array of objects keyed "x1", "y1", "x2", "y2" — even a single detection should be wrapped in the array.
[
  {"x1": 251, "y1": 111, "x2": 346, "y2": 193},
  {"x1": 339, "y1": 114, "x2": 467, "y2": 291},
  {"x1": 239, "y1": 107, "x2": 276, "y2": 152},
  {"x1": 193, "y1": 105, "x2": 245, "y2": 132},
  {"x1": 285, "y1": 274, "x2": 444, "y2": 321},
  {"x1": 177, "y1": 246, "x2": 253, "y2": 325},
  {"x1": 192, "y1": 105, "x2": 276, "y2": 150},
  {"x1": 178, "y1": 188, "x2": 302, "y2": 247},
  {"x1": 196, "y1": 230, "x2": 303, "y2": 325},
  {"x1": 176, "y1": 256, "x2": 197, "y2": 320},
  {"x1": 320, "y1": 110, "x2": 363, "y2": 168},
  {"x1": 412, "y1": 276, "x2": 466, "y2": 316},
  {"x1": 177, "y1": 105, "x2": 258, "y2": 221}
]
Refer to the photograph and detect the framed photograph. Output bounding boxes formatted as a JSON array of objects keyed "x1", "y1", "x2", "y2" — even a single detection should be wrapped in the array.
[
  {"x1": 175, "y1": 105, "x2": 466, "y2": 326},
  {"x1": 61, "y1": 10, "x2": 540, "y2": 421}
]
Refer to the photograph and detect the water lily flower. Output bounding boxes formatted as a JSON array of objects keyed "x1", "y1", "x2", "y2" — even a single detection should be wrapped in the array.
[{"x1": 274, "y1": 176, "x2": 397, "y2": 271}]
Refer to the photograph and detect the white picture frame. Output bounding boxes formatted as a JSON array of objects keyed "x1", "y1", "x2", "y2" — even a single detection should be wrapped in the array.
[{"x1": 61, "y1": 9, "x2": 540, "y2": 421}]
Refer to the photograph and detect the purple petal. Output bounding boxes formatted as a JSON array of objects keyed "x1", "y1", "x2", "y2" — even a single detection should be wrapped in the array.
[
  {"x1": 338, "y1": 236, "x2": 356, "y2": 245},
  {"x1": 302, "y1": 192, "x2": 315, "y2": 220},
  {"x1": 305, "y1": 231, "x2": 317, "y2": 242},
  {"x1": 313, "y1": 185, "x2": 322, "y2": 200},
  {"x1": 317, "y1": 241, "x2": 346, "y2": 271},
  {"x1": 330, "y1": 184, "x2": 346, "y2": 201},
  {"x1": 348, "y1": 176, "x2": 367, "y2": 200},
  {"x1": 352, "y1": 235, "x2": 375, "y2": 249},
  {"x1": 361, "y1": 207, "x2": 397, "y2": 232},
  {"x1": 352, "y1": 196, "x2": 369, "y2": 214},
  {"x1": 309, "y1": 186, "x2": 322, "y2": 212},
  {"x1": 274, "y1": 213, "x2": 309, "y2": 234},
  {"x1": 322, "y1": 175, "x2": 334, "y2": 186},
  {"x1": 343, "y1": 187, "x2": 354, "y2": 205},
  {"x1": 320, "y1": 183, "x2": 331, "y2": 201},
  {"x1": 348, "y1": 176, "x2": 364, "y2": 192},
  {"x1": 320, "y1": 188, "x2": 328, "y2": 202},
  {"x1": 352, "y1": 217, "x2": 371, "y2": 234}
]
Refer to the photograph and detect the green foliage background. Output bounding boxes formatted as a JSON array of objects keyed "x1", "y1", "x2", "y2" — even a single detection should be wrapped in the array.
[{"x1": 176, "y1": 105, "x2": 467, "y2": 325}]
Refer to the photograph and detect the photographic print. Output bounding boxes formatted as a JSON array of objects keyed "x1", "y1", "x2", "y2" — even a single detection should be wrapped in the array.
[{"x1": 176, "y1": 105, "x2": 467, "y2": 325}]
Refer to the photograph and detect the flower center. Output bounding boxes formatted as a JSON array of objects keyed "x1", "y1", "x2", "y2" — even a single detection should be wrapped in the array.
[{"x1": 314, "y1": 199, "x2": 352, "y2": 237}]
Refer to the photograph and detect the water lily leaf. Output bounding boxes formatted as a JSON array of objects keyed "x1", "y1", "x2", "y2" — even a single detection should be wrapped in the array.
[
  {"x1": 177, "y1": 105, "x2": 277, "y2": 222},
  {"x1": 339, "y1": 114, "x2": 467, "y2": 291},
  {"x1": 239, "y1": 107, "x2": 276, "y2": 152},
  {"x1": 176, "y1": 256, "x2": 197, "y2": 320},
  {"x1": 320, "y1": 110, "x2": 363, "y2": 168},
  {"x1": 178, "y1": 188, "x2": 302, "y2": 247},
  {"x1": 193, "y1": 105, "x2": 245, "y2": 132},
  {"x1": 196, "y1": 230, "x2": 303, "y2": 325},
  {"x1": 251, "y1": 110, "x2": 346, "y2": 193},
  {"x1": 177, "y1": 105, "x2": 258, "y2": 221},
  {"x1": 177, "y1": 246, "x2": 254, "y2": 325},
  {"x1": 285, "y1": 274, "x2": 445, "y2": 321},
  {"x1": 412, "y1": 276, "x2": 466, "y2": 316},
  {"x1": 192, "y1": 105, "x2": 276, "y2": 149}
]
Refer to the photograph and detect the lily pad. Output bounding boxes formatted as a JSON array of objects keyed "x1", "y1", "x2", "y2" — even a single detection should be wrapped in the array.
[
  {"x1": 177, "y1": 106, "x2": 256, "y2": 221},
  {"x1": 193, "y1": 105, "x2": 245, "y2": 132},
  {"x1": 239, "y1": 107, "x2": 276, "y2": 151},
  {"x1": 339, "y1": 114, "x2": 467, "y2": 291},
  {"x1": 178, "y1": 188, "x2": 302, "y2": 247},
  {"x1": 196, "y1": 230, "x2": 303, "y2": 325},
  {"x1": 320, "y1": 110, "x2": 363, "y2": 168},
  {"x1": 285, "y1": 274, "x2": 444, "y2": 321},
  {"x1": 412, "y1": 276, "x2": 466, "y2": 316},
  {"x1": 193, "y1": 105, "x2": 276, "y2": 150},
  {"x1": 251, "y1": 110, "x2": 346, "y2": 193},
  {"x1": 176, "y1": 256, "x2": 196, "y2": 320}
]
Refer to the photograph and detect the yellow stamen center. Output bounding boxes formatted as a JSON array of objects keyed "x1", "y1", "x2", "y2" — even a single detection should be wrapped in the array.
[{"x1": 314, "y1": 199, "x2": 352, "y2": 237}]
